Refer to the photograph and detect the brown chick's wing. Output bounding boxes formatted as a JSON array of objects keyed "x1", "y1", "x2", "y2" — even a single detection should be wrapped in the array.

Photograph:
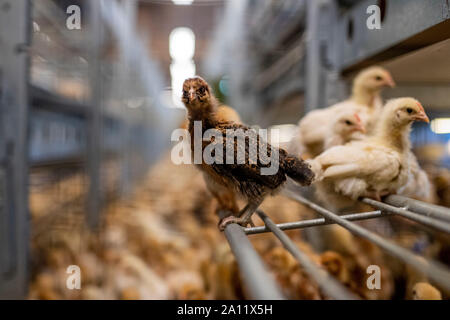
[
  {"x1": 207, "y1": 123, "x2": 287, "y2": 199},
  {"x1": 205, "y1": 123, "x2": 313, "y2": 199}
]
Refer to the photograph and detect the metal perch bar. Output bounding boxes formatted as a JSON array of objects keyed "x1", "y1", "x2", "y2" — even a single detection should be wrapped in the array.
[
  {"x1": 256, "y1": 210, "x2": 360, "y2": 300},
  {"x1": 361, "y1": 198, "x2": 450, "y2": 234},
  {"x1": 283, "y1": 188, "x2": 450, "y2": 295},
  {"x1": 384, "y1": 194, "x2": 450, "y2": 223},
  {"x1": 245, "y1": 210, "x2": 386, "y2": 235},
  {"x1": 219, "y1": 211, "x2": 285, "y2": 300}
]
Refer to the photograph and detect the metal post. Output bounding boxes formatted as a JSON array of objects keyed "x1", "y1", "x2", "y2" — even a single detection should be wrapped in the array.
[
  {"x1": 0, "y1": 0, "x2": 30, "y2": 299},
  {"x1": 86, "y1": 0, "x2": 103, "y2": 229},
  {"x1": 305, "y1": 0, "x2": 322, "y2": 112}
]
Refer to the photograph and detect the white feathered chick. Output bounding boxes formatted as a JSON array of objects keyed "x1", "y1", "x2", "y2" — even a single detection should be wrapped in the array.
[
  {"x1": 398, "y1": 153, "x2": 433, "y2": 202},
  {"x1": 323, "y1": 111, "x2": 366, "y2": 150},
  {"x1": 290, "y1": 66, "x2": 395, "y2": 157},
  {"x1": 310, "y1": 98, "x2": 429, "y2": 211}
]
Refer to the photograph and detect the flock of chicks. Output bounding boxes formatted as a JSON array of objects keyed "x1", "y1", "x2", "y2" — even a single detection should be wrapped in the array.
[
  {"x1": 28, "y1": 66, "x2": 448, "y2": 300},
  {"x1": 181, "y1": 68, "x2": 432, "y2": 228}
]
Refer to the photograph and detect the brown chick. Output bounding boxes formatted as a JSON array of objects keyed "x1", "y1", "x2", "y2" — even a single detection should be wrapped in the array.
[
  {"x1": 179, "y1": 105, "x2": 242, "y2": 216},
  {"x1": 264, "y1": 246, "x2": 321, "y2": 299},
  {"x1": 320, "y1": 251, "x2": 350, "y2": 284},
  {"x1": 182, "y1": 76, "x2": 314, "y2": 230},
  {"x1": 412, "y1": 282, "x2": 442, "y2": 300},
  {"x1": 31, "y1": 273, "x2": 61, "y2": 300}
]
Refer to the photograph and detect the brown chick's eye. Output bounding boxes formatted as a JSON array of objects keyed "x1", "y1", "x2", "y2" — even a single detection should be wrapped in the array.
[
  {"x1": 406, "y1": 108, "x2": 413, "y2": 114},
  {"x1": 197, "y1": 87, "x2": 205, "y2": 95},
  {"x1": 345, "y1": 120, "x2": 352, "y2": 125},
  {"x1": 375, "y1": 76, "x2": 382, "y2": 81},
  {"x1": 182, "y1": 90, "x2": 188, "y2": 98}
]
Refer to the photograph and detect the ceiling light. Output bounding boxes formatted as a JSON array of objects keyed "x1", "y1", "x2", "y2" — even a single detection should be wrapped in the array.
[{"x1": 431, "y1": 118, "x2": 450, "y2": 134}]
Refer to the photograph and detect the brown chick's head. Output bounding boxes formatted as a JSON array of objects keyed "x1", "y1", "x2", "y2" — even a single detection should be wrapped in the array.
[
  {"x1": 354, "y1": 66, "x2": 395, "y2": 91},
  {"x1": 384, "y1": 98, "x2": 430, "y2": 126},
  {"x1": 182, "y1": 76, "x2": 213, "y2": 110},
  {"x1": 412, "y1": 282, "x2": 442, "y2": 300},
  {"x1": 334, "y1": 112, "x2": 366, "y2": 137}
]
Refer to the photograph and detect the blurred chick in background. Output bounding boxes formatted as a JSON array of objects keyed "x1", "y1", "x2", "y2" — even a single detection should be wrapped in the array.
[
  {"x1": 182, "y1": 76, "x2": 314, "y2": 230},
  {"x1": 323, "y1": 111, "x2": 366, "y2": 150},
  {"x1": 411, "y1": 282, "x2": 442, "y2": 300},
  {"x1": 309, "y1": 98, "x2": 430, "y2": 212},
  {"x1": 290, "y1": 66, "x2": 395, "y2": 158}
]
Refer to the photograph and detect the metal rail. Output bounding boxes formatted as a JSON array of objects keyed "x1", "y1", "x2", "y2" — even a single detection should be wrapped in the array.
[
  {"x1": 384, "y1": 194, "x2": 450, "y2": 223},
  {"x1": 219, "y1": 211, "x2": 285, "y2": 300},
  {"x1": 283, "y1": 188, "x2": 450, "y2": 295},
  {"x1": 245, "y1": 210, "x2": 385, "y2": 235},
  {"x1": 256, "y1": 210, "x2": 360, "y2": 300},
  {"x1": 0, "y1": 0, "x2": 30, "y2": 299},
  {"x1": 361, "y1": 198, "x2": 450, "y2": 234}
]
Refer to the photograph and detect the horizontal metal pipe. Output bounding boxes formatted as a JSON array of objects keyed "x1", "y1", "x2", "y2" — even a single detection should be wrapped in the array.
[
  {"x1": 283, "y1": 189, "x2": 450, "y2": 295},
  {"x1": 362, "y1": 198, "x2": 450, "y2": 234},
  {"x1": 220, "y1": 212, "x2": 285, "y2": 300},
  {"x1": 384, "y1": 194, "x2": 450, "y2": 223},
  {"x1": 256, "y1": 210, "x2": 360, "y2": 300},
  {"x1": 245, "y1": 210, "x2": 385, "y2": 235}
]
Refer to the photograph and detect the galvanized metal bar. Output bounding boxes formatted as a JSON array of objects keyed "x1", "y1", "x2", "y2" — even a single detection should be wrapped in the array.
[
  {"x1": 0, "y1": 0, "x2": 30, "y2": 299},
  {"x1": 384, "y1": 194, "x2": 450, "y2": 223},
  {"x1": 283, "y1": 189, "x2": 450, "y2": 295},
  {"x1": 335, "y1": 0, "x2": 450, "y2": 71},
  {"x1": 362, "y1": 198, "x2": 450, "y2": 234},
  {"x1": 304, "y1": 0, "x2": 321, "y2": 112},
  {"x1": 86, "y1": 0, "x2": 103, "y2": 229},
  {"x1": 256, "y1": 210, "x2": 360, "y2": 300},
  {"x1": 245, "y1": 210, "x2": 385, "y2": 235},
  {"x1": 221, "y1": 217, "x2": 285, "y2": 300},
  {"x1": 31, "y1": 85, "x2": 89, "y2": 117}
]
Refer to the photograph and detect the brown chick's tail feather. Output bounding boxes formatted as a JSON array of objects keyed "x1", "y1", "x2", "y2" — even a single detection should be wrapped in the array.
[{"x1": 282, "y1": 155, "x2": 315, "y2": 186}]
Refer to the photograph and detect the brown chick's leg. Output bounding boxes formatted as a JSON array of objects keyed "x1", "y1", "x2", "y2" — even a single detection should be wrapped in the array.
[
  {"x1": 217, "y1": 203, "x2": 249, "y2": 229},
  {"x1": 214, "y1": 190, "x2": 239, "y2": 216},
  {"x1": 218, "y1": 200, "x2": 262, "y2": 231}
]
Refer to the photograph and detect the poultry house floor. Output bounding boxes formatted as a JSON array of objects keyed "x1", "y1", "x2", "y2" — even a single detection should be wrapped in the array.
[{"x1": 28, "y1": 153, "x2": 450, "y2": 300}]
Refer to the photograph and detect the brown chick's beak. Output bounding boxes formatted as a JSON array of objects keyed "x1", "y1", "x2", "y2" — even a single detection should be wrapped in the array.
[
  {"x1": 414, "y1": 111, "x2": 430, "y2": 123},
  {"x1": 189, "y1": 92, "x2": 196, "y2": 101}
]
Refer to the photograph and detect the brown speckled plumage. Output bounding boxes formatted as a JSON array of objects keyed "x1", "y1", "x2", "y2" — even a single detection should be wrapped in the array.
[{"x1": 182, "y1": 77, "x2": 314, "y2": 228}]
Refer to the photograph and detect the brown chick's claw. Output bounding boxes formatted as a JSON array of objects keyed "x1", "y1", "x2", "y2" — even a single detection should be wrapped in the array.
[
  {"x1": 182, "y1": 76, "x2": 314, "y2": 231},
  {"x1": 218, "y1": 202, "x2": 260, "y2": 231}
]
